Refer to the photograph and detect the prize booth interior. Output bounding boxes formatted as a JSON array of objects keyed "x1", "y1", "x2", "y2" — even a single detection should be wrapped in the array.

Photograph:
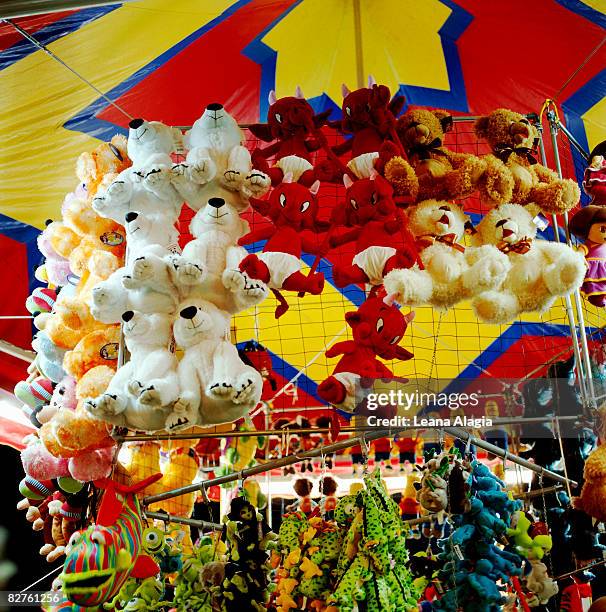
[{"x1": 0, "y1": 1, "x2": 606, "y2": 611}]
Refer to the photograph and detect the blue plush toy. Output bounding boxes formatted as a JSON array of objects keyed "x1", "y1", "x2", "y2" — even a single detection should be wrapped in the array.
[{"x1": 467, "y1": 559, "x2": 506, "y2": 608}]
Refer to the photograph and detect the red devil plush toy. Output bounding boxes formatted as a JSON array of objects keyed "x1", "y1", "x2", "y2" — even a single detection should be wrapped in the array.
[
  {"x1": 238, "y1": 174, "x2": 329, "y2": 317},
  {"x1": 328, "y1": 171, "x2": 420, "y2": 287},
  {"x1": 317, "y1": 295, "x2": 414, "y2": 412},
  {"x1": 249, "y1": 87, "x2": 332, "y2": 187}
]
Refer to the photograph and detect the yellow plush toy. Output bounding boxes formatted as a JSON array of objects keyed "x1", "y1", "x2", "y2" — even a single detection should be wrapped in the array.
[
  {"x1": 574, "y1": 444, "x2": 606, "y2": 523},
  {"x1": 474, "y1": 108, "x2": 580, "y2": 214},
  {"x1": 123, "y1": 437, "x2": 200, "y2": 518},
  {"x1": 76, "y1": 134, "x2": 130, "y2": 198},
  {"x1": 63, "y1": 326, "x2": 120, "y2": 381},
  {"x1": 392, "y1": 108, "x2": 513, "y2": 205},
  {"x1": 38, "y1": 298, "x2": 104, "y2": 351}
]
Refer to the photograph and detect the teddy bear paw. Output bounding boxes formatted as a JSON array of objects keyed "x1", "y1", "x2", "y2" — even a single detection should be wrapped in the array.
[
  {"x1": 242, "y1": 171, "x2": 271, "y2": 198},
  {"x1": 166, "y1": 401, "x2": 197, "y2": 431},
  {"x1": 189, "y1": 158, "x2": 216, "y2": 184},
  {"x1": 222, "y1": 169, "x2": 243, "y2": 190},
  {"x1": 92, "y1": 194, "x2": 110, "y2": 215},
  {"x1": 106, "y1": 180, "x2": 130, "y2": 202},
  {"x1": 131, "y1": 257, "x2": 154, "y2": 282},
  {"x1": 96, "y1": 393, "x2": 126, "y2": 416},
  {"x1": 138, "y1": 386, "x2": 162, "y2": 408},
  {"x1": 207, "y1": 380, "x2": 235, "y2": 400},
  {"x1": 127, "y1": 379, "x2": 143, "y2": 397},
  {"x1": 143, "y1": 166, "x2": 168, "y2": 189},
  {"x1": 176, "y1": 262, "x2": 205, "y2": 285},
  {"x1": 232, "y1": 374, "x2": 258, "y2": 405}
]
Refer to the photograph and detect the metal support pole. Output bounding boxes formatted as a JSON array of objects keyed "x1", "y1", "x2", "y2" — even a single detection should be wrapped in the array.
[
  {"x1": 144, "y1": 510, "x2": 221, "y2": 531},
  {"x1": 118, "y1": 415, "x2": 581, "y2": 442},
  {"x1": 545, "y1": 107, "x2": 596, "y2": 409},
  {"x1": 536, "y1": 123, "x2": 589, "y2": 405},
  {"x1": 556, "y1": 121, "x2": 590, "y2": 163},
  {"x1": 143, "y1": 422, "x2": 578, "y2": 506},
  {"x1": 442, "y1": 426, "x2": 577, "y2": 488}
]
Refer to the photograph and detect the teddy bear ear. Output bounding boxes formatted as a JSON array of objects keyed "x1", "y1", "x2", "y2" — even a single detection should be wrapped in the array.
[
  {"x1": 268, "y1": 90, "x2": 277, "y2": 106},
  {"x1": 341, "y1": 83, "x2": 351, "y2": 98},
  {"x1": 474, "y1": 116, "x2": 490, "y2": 139},
  {"x1": 432, "y1": 110, "x2": 453, "y2": 133}
]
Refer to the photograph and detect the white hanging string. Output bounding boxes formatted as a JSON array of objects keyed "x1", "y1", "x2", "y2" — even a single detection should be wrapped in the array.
[
  {"x1": 21, "y1": 564, "x2": 62, "y2": 592},
  {"x1": 4, "y1": 19, "x2": 133, "y2": 121}
]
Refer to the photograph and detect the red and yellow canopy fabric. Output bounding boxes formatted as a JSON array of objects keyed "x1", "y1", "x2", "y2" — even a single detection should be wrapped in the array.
[{"x1": 0, "y1": 0, "x2": 604, "y2": 405}]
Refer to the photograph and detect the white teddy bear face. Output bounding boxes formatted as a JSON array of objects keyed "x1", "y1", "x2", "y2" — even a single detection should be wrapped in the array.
[
  {"x1": 475, "y1": 203, "x2": 537, "y2": 246},
  {"x1": 190, "y1": 196, "x2": 248, "y2": 238},
  {"x1": 127, "y1": 119, "x2": 180, "y2": 164},
  {"x1": 173, "y1": 300, "x2": 229, "y2": 348},
  {"x1": 185, "y1": 103, "x2": 243, "y2": 152},
  {"x1": 409, "y1": 199, "x2": 467, "y2": 239},
  {"x1": 121, "y1": 310, "x2": 172, "y2": 345}
]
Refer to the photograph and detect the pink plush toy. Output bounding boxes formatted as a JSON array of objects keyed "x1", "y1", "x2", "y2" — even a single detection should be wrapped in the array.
[
  {"x1": 37, "y1": 227, "x2": 73, "y2": 287},
  {"x1": 35, "y1": 376, "x2": 77, "y2": 425}
]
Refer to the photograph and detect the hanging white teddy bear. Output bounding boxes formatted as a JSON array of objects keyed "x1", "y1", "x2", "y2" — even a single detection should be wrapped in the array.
[
  {"x1": 384, "y1": 199, "x2": 511, "y2": 309},
  {"x1": 85, "y1": 310, "x2": 179, "y2": 431},
  {"x1": 471, "y1": 203, "x2": 585, "y2": 323}
]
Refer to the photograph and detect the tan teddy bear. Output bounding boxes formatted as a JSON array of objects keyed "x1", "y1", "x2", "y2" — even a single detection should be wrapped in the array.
[
  {"x1": 573, "y1": 444, "x2": 606, "y2": 523},
  {"x1": 390, "y1": 108, "x2": 513, "y2": 204},
  {"x1": 76, "y1": 134, "x2": 131, "y2": 199},
  {"x1": 474, "y1": 108, "x2": 580, "y2": 214},
  {"x1": 384, "y1": 199, "x2": 510, "y2": 309},
  {"x1": 471, "y1": 203, "x2": 585, "y2": 323}
]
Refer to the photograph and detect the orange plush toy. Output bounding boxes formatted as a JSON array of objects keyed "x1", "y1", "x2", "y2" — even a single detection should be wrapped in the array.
[
  {"x1": 474, "y1": 108, "x2": 580, "y2": 214},
  {"x1": 393, "y1": 107, "x2": 513, "y2": 205},
  {"x1": 574, "y1": 444, "x2": 606, "y2": 522}
]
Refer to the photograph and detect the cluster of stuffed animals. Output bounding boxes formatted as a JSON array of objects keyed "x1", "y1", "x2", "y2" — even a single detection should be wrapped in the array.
[
  {"x1": 17, "y1": 82, "x2": 592, "y2": 433},
  {"x1": 411, "y1": 449, "x2": 559, "y2": 611},
  {"x1": 12, "y1": 78, "x2": 605, "y2": 611},
  {"x1": 273, "y1": 468, "x2": 418, "y2": 612}
]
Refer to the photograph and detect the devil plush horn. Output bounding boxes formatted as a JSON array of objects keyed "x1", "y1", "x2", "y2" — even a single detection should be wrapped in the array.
[
  {"x1": 341, "y1": 83, "x2": 351, "y2": 98},
  {"x1": 295, "y1": 85, "x2": 304, "y2": 99},
  {"x1": 343, "y1": 174, "x2": 354, "y2": 189},
  {"x1": 403, "y1": 310, "x2": 416, "y2": 324},
  {"x1": 368, "y1": 74, "x2": 377, "y2": 87},
  {"x1": 268, "y1": 90, "x2": 277, "y2": 105}
]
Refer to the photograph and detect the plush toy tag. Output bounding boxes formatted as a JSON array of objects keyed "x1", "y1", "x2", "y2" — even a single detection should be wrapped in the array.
[
  {"x1": 453, "y1": 544, "x2": 464, "y2": 560},
  {"x1": 533, "y1": 214, "x2": 549, "y2": 231},
  {"x1": 100, "y1": 231, "x2": 125, "y2": 246},
  {"x1": 432, "y1": 579, "x2": 445, "y2": 595},
  {"x1": 100, "y1": 342, "x2": 119, "y2": 360}
]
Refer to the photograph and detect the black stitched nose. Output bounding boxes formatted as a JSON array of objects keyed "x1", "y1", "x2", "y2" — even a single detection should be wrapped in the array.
[
  {"x1": 207, "y1": 103, "x2": 223, "y2": 111},
  {"x1": 180, "y1": 306, "x2": 197, "y2": 319},
  {"x1": 129, "y1": 118, "x2": 144, "y2": 129},
  {"x1": 125, "y1": 212, "x2": 138, "y2": 222},
  {"x1": 208, "y1": 198, "x2": 224, "y2": 209},
  {"x1": 122, "y1": 311, "x2": 134, "y2": 322}
]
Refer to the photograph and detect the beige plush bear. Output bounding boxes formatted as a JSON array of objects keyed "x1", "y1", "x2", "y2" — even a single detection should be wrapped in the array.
[
  {"x1": 384, "y1": 199, "x2": 510, "y2": 309},
  {"x1": 392, "y1": 108, "x2": 513, "y2": 205},
  {"x1": 471, "y1": 203, "x2": 585, "y2": 323},
  {"x1": 474, "y1": 109, "x2": 580, "y2": 214}
]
